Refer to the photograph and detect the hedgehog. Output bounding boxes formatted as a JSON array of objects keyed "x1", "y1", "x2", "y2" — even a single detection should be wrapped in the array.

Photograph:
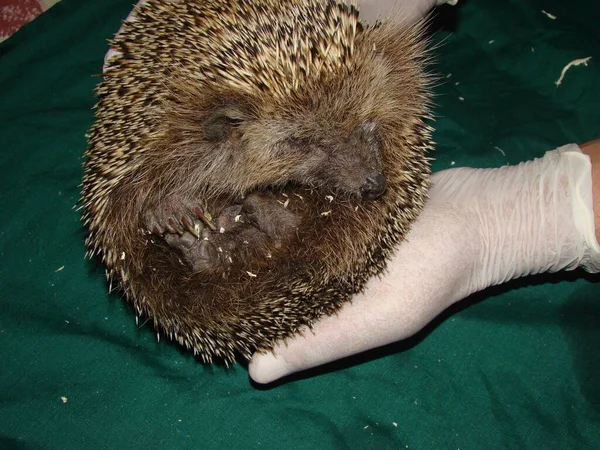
[{"x1": 81, "y1": 0, "x2": 433, "y2": 363}]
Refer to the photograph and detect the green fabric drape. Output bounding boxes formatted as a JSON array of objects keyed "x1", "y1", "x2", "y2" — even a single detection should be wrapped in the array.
[{"x1": 0, "y1": 0, "x2": 598, "y2": 448}]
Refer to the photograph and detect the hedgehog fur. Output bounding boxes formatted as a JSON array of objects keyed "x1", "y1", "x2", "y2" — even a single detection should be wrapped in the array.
[{"x1": 82, "y1": 0, "x2": 434, "y2": 363}]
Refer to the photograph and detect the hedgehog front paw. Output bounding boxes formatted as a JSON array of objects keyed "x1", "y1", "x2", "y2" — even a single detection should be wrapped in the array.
[
  {"x1": 164, "y1": 231, "x2": 223, "y2": 272},
  {"x1": 147, "y1": 201, "x2": 247, "y2": 273},
  {"x1": 144, "y1": 201, "x2": 215, "y2": 238},
  {"x1": 143, "y1": 200, "x2": 223, "y2": 273}
]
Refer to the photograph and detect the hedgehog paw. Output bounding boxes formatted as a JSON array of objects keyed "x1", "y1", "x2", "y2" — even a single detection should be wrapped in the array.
[
  {"x1": 164, "y1": 231, "x2": 228, "y2": 273},
  {"x1": 214, "y1": 204, "x2": 244, "y2": 233},
  {"x1": 144, "y1": 203, "x2": 215, "y2": 238},
  {"x1": 241, "y1": 192, "x2": 300, "y2": 247}
]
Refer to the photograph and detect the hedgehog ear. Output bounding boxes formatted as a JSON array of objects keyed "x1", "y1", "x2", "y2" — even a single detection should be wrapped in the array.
[{"x1": 203, "y1": 104, "x2": 249, "y2": 142}]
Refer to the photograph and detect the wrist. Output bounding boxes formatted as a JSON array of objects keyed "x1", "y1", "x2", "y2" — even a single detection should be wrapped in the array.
[
  {"x1": 579, "y1": 139, "x2": 600, "y2": 243},
  {"x1": 573, "y1": 141, "x2": 600, "y2": 272}
]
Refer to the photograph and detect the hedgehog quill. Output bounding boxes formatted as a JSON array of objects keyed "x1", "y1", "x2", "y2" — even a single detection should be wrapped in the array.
[{"x1": 82, "y1": 0, "x2": 434, "y2": 363}]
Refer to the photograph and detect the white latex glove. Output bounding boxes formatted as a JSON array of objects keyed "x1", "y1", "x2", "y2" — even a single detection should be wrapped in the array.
[
  {"x1": 356, "y1": 0, "x2": 457, "y2": 25},
  {"x1": 249, "y1": 144, "x2": 600, "y2": 384}
]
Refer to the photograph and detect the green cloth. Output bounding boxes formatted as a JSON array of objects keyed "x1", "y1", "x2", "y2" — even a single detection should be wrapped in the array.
[{"x1": 1, "y1": 0, "x2": 598, "y2": 448}]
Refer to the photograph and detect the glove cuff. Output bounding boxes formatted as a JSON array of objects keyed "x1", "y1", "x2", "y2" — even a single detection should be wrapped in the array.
[{"x1": 558, "y1": 144, "x2": 600, "y2": 273}]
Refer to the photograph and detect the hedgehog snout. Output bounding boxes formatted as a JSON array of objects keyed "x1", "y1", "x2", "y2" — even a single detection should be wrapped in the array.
[{"x1": 359, "y1": 173, "x2": 386, "y2": 200}]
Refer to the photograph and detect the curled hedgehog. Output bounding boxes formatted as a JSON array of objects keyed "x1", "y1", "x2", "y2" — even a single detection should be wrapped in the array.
[{"x1": 82, "y1": 0, "x2": 434, "y2": 362}]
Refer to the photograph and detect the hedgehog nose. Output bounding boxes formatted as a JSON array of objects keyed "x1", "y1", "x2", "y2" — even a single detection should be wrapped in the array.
[{"x1": 360, "y1": 173, "x2": 387, "y2": 200}]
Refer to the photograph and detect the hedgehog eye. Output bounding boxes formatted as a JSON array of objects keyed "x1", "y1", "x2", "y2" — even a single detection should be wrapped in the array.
[
  {"x1": 356, "y1": 121, "x2": 379, "y2": 146},
  {"x1": 286, "y1": 137, "x2": 316, "y2": 154},
  {"x1": 203, "y1": 105, "x2": 247, "y2": 142},
  {"x1": 287, "y1": 137, "x2": 308, "y2": 147}
]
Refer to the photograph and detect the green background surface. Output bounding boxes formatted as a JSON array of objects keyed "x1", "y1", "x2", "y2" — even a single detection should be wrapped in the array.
[{"x1": 1, "y1": 0, "x2": 599, "y2": 448}]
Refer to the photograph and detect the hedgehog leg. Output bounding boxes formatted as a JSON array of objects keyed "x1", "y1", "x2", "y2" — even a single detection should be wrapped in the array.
[
  {"x1": 145, "y1": 194, "x2": 300, "y2": 272},
  {"x1": 176, "y1": 192, "x2": 301, "y2": 271},
  {"x1": 215, "y1": 204, "x2": 244, "y2": 233},
  {"x1": 142, "y1": 199, "x2": 223, "y2": 272},
  {"x1": 154, "y1": 202, "x2": 251, "y2": 273},
  {"x1": 240, "y1": 192, "x2": 301, "y2": 249}
]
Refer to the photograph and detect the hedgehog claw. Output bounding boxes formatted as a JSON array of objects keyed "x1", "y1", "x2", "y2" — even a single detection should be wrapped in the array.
[
  {"x1": 194, "y1": 207, "x2": 216, "y2": 231},
  {"x1": 144, "y1": 198, "x2": 218, "y2": 237},
  {"x1": 182, "y1": 215, "x2": 202, "y2": 237},
  {"x1": 166, "y1": 218, "x2": 181, "y2": 234}
]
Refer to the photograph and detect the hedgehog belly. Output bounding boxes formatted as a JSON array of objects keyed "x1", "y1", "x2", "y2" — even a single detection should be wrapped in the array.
[{"x1": 82, "y1": 0, "x2": 433, "y2": 363}]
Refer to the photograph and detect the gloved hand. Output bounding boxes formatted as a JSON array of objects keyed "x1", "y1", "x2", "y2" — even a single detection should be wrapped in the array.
[{"x1": 249, "y1": 144, "x2": 600, "y2": 384}]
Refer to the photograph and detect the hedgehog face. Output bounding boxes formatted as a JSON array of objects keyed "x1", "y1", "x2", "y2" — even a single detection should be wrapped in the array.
[
  {"x1": 283, "y1": 121, "x2": 386, "y2": 200},
  {"x1": 201, "y1": 101, "x2": 386, "y2": 199}
]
